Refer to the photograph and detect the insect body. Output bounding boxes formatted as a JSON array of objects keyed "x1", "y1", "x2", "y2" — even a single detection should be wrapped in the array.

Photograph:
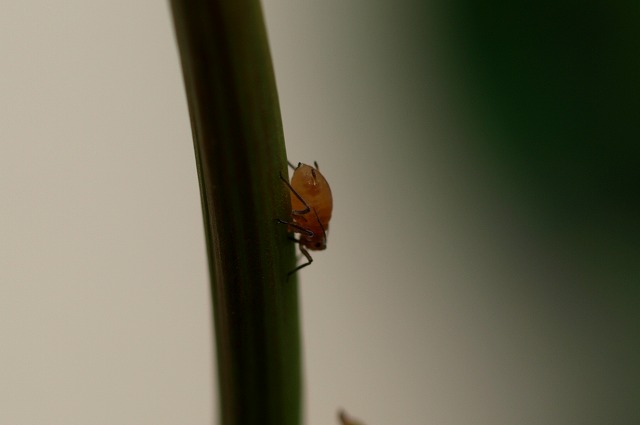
[{"x1": 278, "y1": 161, "x2": 333, "y2": 276}]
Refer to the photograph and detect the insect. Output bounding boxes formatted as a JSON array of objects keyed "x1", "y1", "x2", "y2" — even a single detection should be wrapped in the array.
[
  {"x1": 338, "y1": 410, "x2": 365, "y2": 425},
  {"x1": 277, "y1": 160, "x2": 333, "y2": 276}
]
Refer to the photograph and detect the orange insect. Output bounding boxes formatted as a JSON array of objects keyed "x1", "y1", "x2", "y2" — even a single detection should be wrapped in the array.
[{"x1": 278, "y1": 161, "x2": 333, "y2": 276}]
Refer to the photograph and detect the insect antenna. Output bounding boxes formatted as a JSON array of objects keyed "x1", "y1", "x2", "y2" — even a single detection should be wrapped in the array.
[
  {"x1": 312, "y1": 207, "x2": 327, "y2": 241},
  {"x1": 279, "y1": 173, "x2": 311, "y2": 215},
  {"x1": 287, "y1": 160, "x2": 298, "y2": 170}
]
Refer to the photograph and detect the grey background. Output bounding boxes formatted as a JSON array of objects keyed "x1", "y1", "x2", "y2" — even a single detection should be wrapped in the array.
[{"x1": 2, "y1": 1, "x2": 637, "y2": 424}]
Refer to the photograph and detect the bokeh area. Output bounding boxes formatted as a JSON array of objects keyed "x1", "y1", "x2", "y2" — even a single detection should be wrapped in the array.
[{"x1": 2, "y1": 1, "x2": 638, "y2": 424}]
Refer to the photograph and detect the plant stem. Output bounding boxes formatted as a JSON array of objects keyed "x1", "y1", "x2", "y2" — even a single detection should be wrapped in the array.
[{"x1": 170, "y1": 1, "x2": 301, "y2": 424}]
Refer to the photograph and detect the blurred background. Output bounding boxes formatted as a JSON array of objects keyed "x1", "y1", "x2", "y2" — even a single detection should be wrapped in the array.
[{"x1": 2, "y1": 1, "x2": 638, "y2": 424}]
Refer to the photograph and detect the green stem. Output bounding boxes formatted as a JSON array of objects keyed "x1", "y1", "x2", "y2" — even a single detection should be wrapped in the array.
[{"x1": 170, "y1": 2, "x2": 301, "y2": 425}]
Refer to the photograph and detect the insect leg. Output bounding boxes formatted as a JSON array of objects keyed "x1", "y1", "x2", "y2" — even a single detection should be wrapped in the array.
[
  {"x1": 313, "y1": 160, "x2": 319, "y2": 170},
  {"x1": 287, "y1": 160, "x2": 299, "y2": 170},
  {"x1": 279, "y1": 173, "x2": 311, "y2": 215},
  {"x1": 275, "y1": 219, "x2": 314, "y2": 237},
  {"x1": 288, "y1": 244, "x2": 313, "y2": 278}
]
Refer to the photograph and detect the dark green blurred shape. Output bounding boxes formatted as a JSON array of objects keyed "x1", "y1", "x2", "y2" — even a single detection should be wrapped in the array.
[
  {"x1": 442, "y1": 3, "x2": 640, "y2": 418},
  {"x1": 446, "y1": 1, "x2": 640, "y2": 275}
]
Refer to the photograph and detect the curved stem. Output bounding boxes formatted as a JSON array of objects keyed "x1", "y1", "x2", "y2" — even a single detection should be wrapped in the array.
[{"x1": 170, "y1": 1, "x2": 301, "y2": 424}]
